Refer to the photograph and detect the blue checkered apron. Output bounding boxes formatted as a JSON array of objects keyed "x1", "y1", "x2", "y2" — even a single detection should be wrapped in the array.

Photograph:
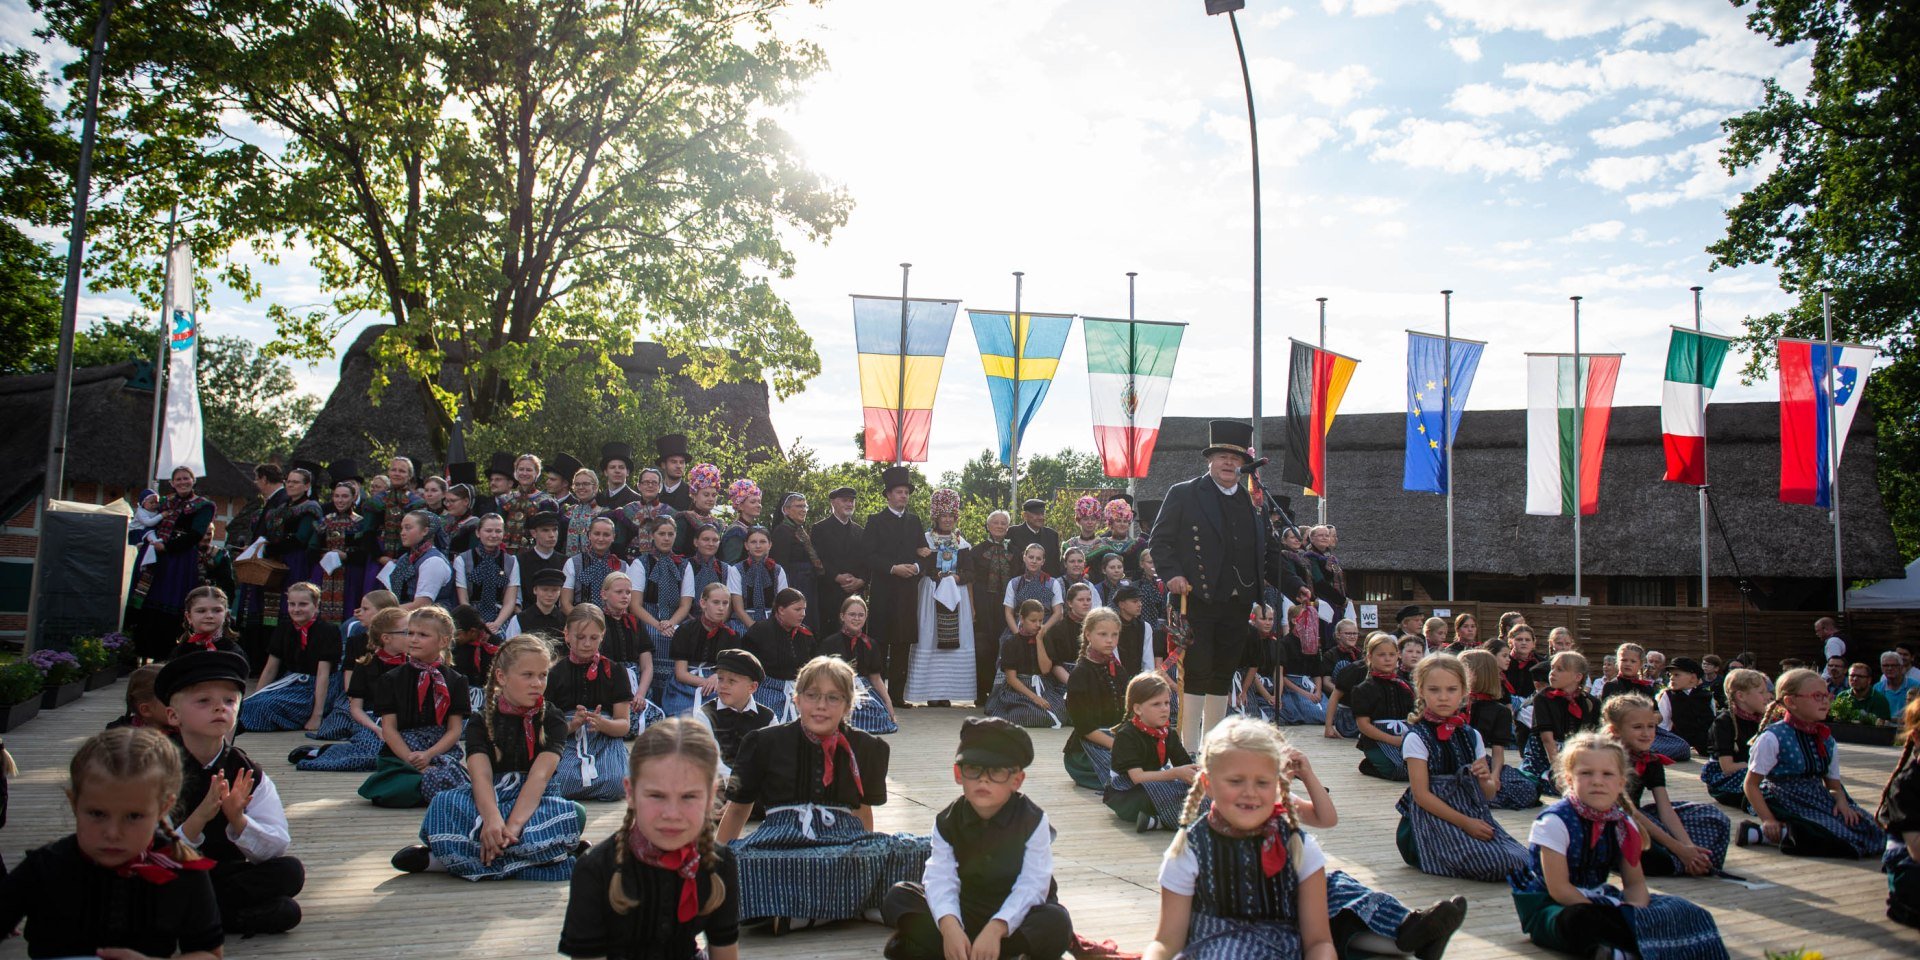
[
  {"x1": 1361, "y1": 720, "x2": 1409, "y2": 781},
  {"x1": 297, "y1": 721, "x2": 386, "y2": 772},
  {"x1": 1228, "y1": 672, "x2": 1277, "y2": 722},
  {"x1": 1096, "y1": 746, "x2": 1191, "y2": 827},
  {"x1": 1329, "y1": 703, "x2": 1357, "y2": 739},
  {"x1": 1521, "y1": 734, "x2": 1560, "y2": 795},
  {"x1": 1180, "y1": 819, "x2": 1305, "y2": 960},
  {"x1": 849, "y1": 676, "x2": 897, "y2": 734},
  {"x1": 1324, "y1": 869, "x2": 1409, "y2": 939},
  {"x1": 983, "y1": 673, "x2": 1066, "y2": 729},
  {"x1": 1698, "y1": 758, "x2": 1747, "y2": 806},
  {"x1": 553, "y1": 728, "x2": 630, "y2": 802},
  {"x1": 1757, "y1": 724, "x2": 1886, "y2": 857},
  {"x1": 1178, "y1": 914, "x2": 1303, "y2": 960},
  {"x1": 1492, "y1": 764, "x2": 1544, "y2": 810},
  {"x1": 658, "y1": 663, "x2": 712, "y2": 717},
  {"x1": 421, "y1": 772, "x2": 584, "y2": 881},
  {"x1": 1651, "y1": 727, "x2": 1694, "y2": 763},
  {"x1": 1279, "y1": 679, "x2": 1327, "y2": 726},
  {"x1": 1394, "y1": 728, "x2": 1531, "y2": 882},
  {"x1": 1639, "y1": 799, "x2": 1730, "y2": 872},
  {"x1": 753, "y1": 678, "x2": 797, "y2": 724},
  {"x1": 1623, "y1": 894, "x2": 1731, "y2": 959},
  {"x1": 306, "y1": 635, "x2": 357, "y2": 739},
  {"x1": 1512, "y1": 803, "x2": 1725, "y2": 959},
  {"x1": 730, "y1": 804, "x2": 931, "y2": 920},
  {"x1": 643, "y1": 554, "x2": 689, "y2": 703},
  {"x1": 239, "y1": 671, "x2": 317, "y2": 733},
  {"x1": 626, "y1": 696, "x2": 666, "y2": 738}
]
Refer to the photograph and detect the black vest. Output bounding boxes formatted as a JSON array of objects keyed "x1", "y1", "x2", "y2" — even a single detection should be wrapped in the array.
[
  {"x1": 701, "y1": 699, "x2": 775, "y2": 768},
  {"x1": 1666, "y1": 686, "x2": 1717, "y2": 751},
  {"x1": 1215, "y1": 484, "x2": 1257, "y2": 601},
  {"x1": 933, "y1": 793, "x2": 1054, "y2": 928},
  {"x1": 173, "y1": 738, "x2": 263, "y2": 864}
]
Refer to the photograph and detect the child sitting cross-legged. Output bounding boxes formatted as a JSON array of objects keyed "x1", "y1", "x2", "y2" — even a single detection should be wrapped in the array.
[{"x1": 1102, "y1": 671, "x2": 1198, "y2": 832}]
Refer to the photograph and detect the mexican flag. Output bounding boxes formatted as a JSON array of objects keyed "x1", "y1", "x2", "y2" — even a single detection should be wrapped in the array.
[
  {"x1": 1083, "y1": 318, "x2": 1186, "y2": 478},
  {"x1": 1660, "y1": 327, "x2": 1732, "y2": 485},
  {"x1": 1525, "y1": 353, "x2": 1622, "y2": 516}
]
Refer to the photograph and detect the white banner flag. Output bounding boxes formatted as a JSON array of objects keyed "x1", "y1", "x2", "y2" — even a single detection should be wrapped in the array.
[{"x1": 155, "y1": 241, "x2": 205, "y2": 478}]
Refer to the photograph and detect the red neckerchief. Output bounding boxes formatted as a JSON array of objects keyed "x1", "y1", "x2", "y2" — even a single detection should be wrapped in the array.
[
  {"x1": 1513, "y1": 654, "x2": 1538, "y2": 671},
  {"x1": 631, "y1": 829, "x2": 700, "y2": 922},
  {"x1": 293, "y1": 618, "x2": 313, "y2": 651},
  {"x1": 497, "y1": 694, "x2": 544, "y2": 757},
  {"x1": 1546, "y1": 687, "x2": 1584, "y2": 719},
  {"x1": 619, "y1": 613, "x2": 639, "y2": 632},
  {"x1": 1619, "y1": 676, "x2": 1653, "y2": 689},
  {"x1": 802, "y1": 726, "x2": 863, "y2": 795},
  {"x1": 1130, "y1": 717, "x2": 1170, "y2": 765},
  {"x1": 105, "y1": 842, "x2": 216, "y2": 885},
  {"x1": 1786, "y1": 713, "x2": 1832, "y2": 762},
  {"x1": 375, "y1": 649, "x2": 407, "y2": 666},
  {"x1": 465, "y1": 638, "x2": 499, "y2": 674},
  {"x1": 185, "y1": 632, "x2": 218, "y2": 651},
  {"x1": 1205, "y1": 802, "x2": 1289, "y2": 877},
  {"x1": 1501, "y1": 673, "x2": 1517, "y2": 695},
  {"x1": 569, "y1": 649, "x2": 613, "y2": 681},
  {"x1": 1369, "y1": 671, "x2": 1412, "y2": 695},
  {"x1": 406, "y1": 542, "x2": 432, "y2": 568},
  {"x1": 412, "y1": 658, "x2": 451, "y2": 724},
  {"x1": 786, "y1": 624, "x2": 813, "y2": 645},
  {"x1": 1422, "y1": 710, "x2": 1468, "y2": 741},
  {"x1": 843, "y1": 629, "x2": 872, "y2": 651},
  {"x1": 700, "y1": 616, "x2": 729, "y2": 641},
  {"x1": 1086, "y1": 648, "x2": 1118, "y2": 677},
  {"x1": 1732, "y1": 705, "x2": 1763, "y2": 723},
  {"x1": 1569, "y1": 795, "x2": 1641, "y2": 868},
  {"x1": 1629, "y1": 748, "x2": 1675, "y2": 778}
]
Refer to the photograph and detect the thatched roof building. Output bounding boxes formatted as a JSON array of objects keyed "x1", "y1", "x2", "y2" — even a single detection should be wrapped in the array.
[
  {"x1": 293, "y1": 325, "x2": 781, "y2": 468},
  {"x1": 1141, "y1": 401, "x2": 1904, "y2": 609}
]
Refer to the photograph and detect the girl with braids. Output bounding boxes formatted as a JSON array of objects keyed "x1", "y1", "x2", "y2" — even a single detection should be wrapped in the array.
[
  {"x1": 550, "y1": 603, "x2": 642, "y2": 802},
  {"x1": 496, "y1": 452, "x2": 554, "y2": 552},
  {"x1": 294, "y1": 607, "x2": 412, "y2": 772},
  {"x1": 1460, "y1": 648, "x2": 1541, "y2": 810},
  {"x1": 1145, "y1": 715, "x2": 1334, "y2": 960},
  {"x1": 1103, "y1": 672, "x2": 1197, "y2": 832},
  {"x1": 560, "y1": 467, "x2": 606, "y2": 558},
  {"x1": 719, "y1": 478, "x2": 764, "y2": 565},
  {"x1": 1393, "y1": 654, "x2": 1532, "y2": 882},
  {"x1": 984, "y1": 600, "x2": 1067, "y2": 728},
  {"x1": 359, "y1": 606, "x2": 472, "y2": 807},
  {"x1": 1878, "y1": 693, "x2": 1920, "y2": 928},
  {"x1": 455, "y1": 513, "x2": 520, "y2": 636},
  {"x1": 561, "y1": 718, "x2": 740, "y2": 959},
  {"x1": 1511, "y1": 732, "x2": 1728, "y2": 959},
  {"x1": 741, "y1": 588, "x2": 818, "y2": 723},
  {"x1": 242, "y1": 582, "x2": 342, "y2": 733},
  {"x1": 318, "y1": 479, "x2": 372, "y2": 623},
  {"x1": 1064, "y1": 607, "x2": 1129, "y2": 791},
  {"x1": 1700, "y1": 667, "x2": 1770, "y2": 806},
  {"x1": 635, "y1": 517, "x2": 695, "y2": 706},
  {"x1": 1737, "y1": 667, "x2": 1886, "y2": 858},
  {"x1": 817, "y1": 595, "x2": 899, "y2": 734},
  {"x1": 599, "y1": 572, "x2": 656, "y2": 720},
  {"x1": 1522, "y1": 651, "x2": 1601, "y2": 795},
  {"x1": 563, "y1": 517, "x2": 627, "y2": 612},
  {"x1": 730, "y1": 526, "x2": 788, "y2": 632},
  {"x1": 392, "y1": 633, "x2": 586, "y2": 880},
  {"x1": 1348, "y1": 633, "x2": 1415, "y2": 781},
  {"x1": 668, "y1": 582, "x2": 738, "y2": 715},
  {"x1": 717, "y1": 656, "x2": 931, "y2": 935},
  {"x1": 381, "y1": 509, "x2": 456, "y2": 610},
  {"x1": 1603, "y1": 694, "x2": 1730, "y2": 877},
  {"x1": 167, "y1": 585, "x2": 250, "y2": 669},
  {"x1": 131, "y1": 465, "x2": 218, "y2": 661},
  {"x1": 0, "y1": 728, "x2": 223, "y2": 958},
  {"x1": 1603, "y1": 643, "x2": 1694, "y2": 763}
]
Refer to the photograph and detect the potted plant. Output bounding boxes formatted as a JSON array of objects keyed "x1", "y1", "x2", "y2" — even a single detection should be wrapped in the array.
[
  {"x1": 1827, "y1": 696, "x2": 1896, "y2": 746},
  {"x1": 0, "y1": 660, "x2": 43, "y2": 732},
  {"x1": 73, "y1": 636, "x2": 118, "y2": 691},
  {"x1": 28, "y1": 649, "x2": 86, "y2": 709},
  {"x1": 103, "y1": 631, "x2": 137, "y2": 675}
]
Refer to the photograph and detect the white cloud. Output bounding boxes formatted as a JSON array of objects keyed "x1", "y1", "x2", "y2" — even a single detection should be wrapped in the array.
[
  {"x1": 1341, "y1": 107, "x2": 1391, "y2": 144},
  {"x1": 1369, "y1": 118, "x2": 1573, "y2": 180},
  {"x1": 1448, "y1": 36, "x2": 1482, "y2": 63},
  {"x1": 1580, "y1": 153, "x2": 1674, "y2": 191},
  {"x1": 1303, "y1": 64, "x2": 1378, "y2": 108},
  {"x1": 1590, "y1": 119, "x2": 1673, "y2": 148},
  {"x1": 1249, "y1": 59, "x2": 1378, "y2": 109},
  {"x1": 1256, "y1": 7, "x2": 1297, "y2": 27},
  {"x1": 1564, "y1": 220, "x2": 1626, "y2": 243},
  {"x1": 1448, "y1": 83, "x2": 1592, "y2": 123}
]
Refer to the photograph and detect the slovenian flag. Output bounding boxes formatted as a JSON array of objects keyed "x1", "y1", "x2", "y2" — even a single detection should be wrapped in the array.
[
  {"x1": 1525, "y1": 353, "x2": 1622, "y2": 516},
  {"x1": 852, "y1": 294, "x2": 961, "y2": 463},
  {"x1": 1083, "y1": 317, "x2": 1186, "y2": 479},
  {"x1": 969, "y1": 310, "x2": 1075, "y2": 466},
  {"x1": 1659, "y1": 327, "x2": 1733, "y2": 485},
  {"x1": 1281, "y1": 340, "x2": 1359, "y2": 497},
  {"x1": 1778, "y1": 337, "x2": 1878, "y2": 508}
]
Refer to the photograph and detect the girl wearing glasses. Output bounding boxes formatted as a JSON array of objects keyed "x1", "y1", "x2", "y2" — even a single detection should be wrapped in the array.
[
  {"x1": 716, "y1": 656, "x2": 930, "y2": 936},
  {"x1": 1737, "y1": 667, "x2": 1885, "y2": 857}
]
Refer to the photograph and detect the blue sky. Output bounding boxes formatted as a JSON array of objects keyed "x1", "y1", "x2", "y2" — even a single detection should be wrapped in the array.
[{"x1": 11, "y1": 0, "x2": 1815, "y2": 477}]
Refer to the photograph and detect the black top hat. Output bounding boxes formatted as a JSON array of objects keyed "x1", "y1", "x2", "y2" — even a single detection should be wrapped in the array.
[
  {"x1": 655, "y1": 434, "x2": 690, "y2": 462},
  {"x1": 530, "y1": 567, "x2": 567, "y2": 588},
  {"x1": 601, "y1": 441, "x2": 635, "y2": 470},
  {"x1": 1202, "y1": 419, "x2": 1255, "y2": 461},
  {"x1": 550, "y1": 452, "x2": 584, "y2": 480},
  {"x1": 328, "y1": 459, "x2": 363, "y2": 485},
  {"x1": 827, "y1": 486, "x2": 858, "y2": 501},
  {"x1": 1137, "y1": 499, "x2": 1163, "y2": 530},
  {"x1": 155, "y1": 650, "x2": 250, "y2": 704},
  {"x1": 881, "y1": 466, "x2": 913, "y2": 493},
  {"x1": 1021, "y1": 498, "x2": 1048, "y2": 513},
  {"x1": 485, "y1": 451, "x2": 517, "y2": 479},
  {"x1": 955, "y1": 716, "x2": 1034, "y2": 769},
  {"x1": 1668, "y1": 657, "x2": 1704, "y2": 678},
  {"x1": 447, "y1": 461, "x2": 480, "y2": 488},
  {"x1": 525, "y1": 510, "x2": 561, "y2": 531},
  {"x1": 289, "y1": 459, "x2": 326, "y2": 485},
  {"x1": 714, "y1": 648, "x2": 765, "y2": 683},
  {"x1": 1395, "y1": 605, "x2": 1424, "y2": 624}
]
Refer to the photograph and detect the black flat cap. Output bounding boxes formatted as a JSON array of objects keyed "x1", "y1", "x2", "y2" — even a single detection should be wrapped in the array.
[
  {"x1": 1668, "y1": 657, "x2": 1703, "y2": 677},
  {"x1": 1395, "y1": 605, "x2": 1424, "y2": 623},
  {"x1": 827, "y1": 486, "x2": 858, "y2": 501},
  {"x1": 714, "y1": 648, "x2": 765, "y2": 683},
  {"x1": 1111, "y1": 584, "x2": 1143, "y2": 604},
  {"x1": 530, "y1": 568, "x2": 567, "y2": 588},
  {"x1": 525, "y1": 510, "x2": 560, "y2": 530},
  {"x1": 955, "y1": 716, "x2": 1033, "y2": 769},
  {"x1": 156, "y1": 650, "x2": 250, "y2": 704},
  {"x1": 1022, "y1": 498, "x2": 1047, "y2": 513}
]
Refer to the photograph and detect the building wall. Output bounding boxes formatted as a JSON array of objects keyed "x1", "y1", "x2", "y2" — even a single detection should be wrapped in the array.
[{"x1": 1345, "y1": 569, "x2": 1825, "y2": 613}]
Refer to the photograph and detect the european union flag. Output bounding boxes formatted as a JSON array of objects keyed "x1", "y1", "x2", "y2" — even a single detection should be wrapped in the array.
[{"x1": 1403, "y1": 331, "x2": 1484, "y2": 494}]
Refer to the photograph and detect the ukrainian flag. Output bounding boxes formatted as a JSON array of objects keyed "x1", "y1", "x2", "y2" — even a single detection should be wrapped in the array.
[
  {"x1": 968, "y1": 310, "x2": 1075, "y2": 465},
  {"x1": 852, "y1": 295, "x2": 960, "y2": 463}
]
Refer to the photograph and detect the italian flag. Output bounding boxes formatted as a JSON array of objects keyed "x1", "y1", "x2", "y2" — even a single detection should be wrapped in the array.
[
  {"x1": 1660, "y1": 327, "x2": 1732, "y2": 485},
  {"x1": 1083, "y1": 318, "x2": 1185, "y2": 478},
  {"x1": 1525, "y1": 353, "x2": 1622, "y2": 516}
]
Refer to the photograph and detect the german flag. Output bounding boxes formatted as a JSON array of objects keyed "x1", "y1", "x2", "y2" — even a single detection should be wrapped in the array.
[{"x1": 1281, "y1": 340, "x2": 1359, "y2": 496}]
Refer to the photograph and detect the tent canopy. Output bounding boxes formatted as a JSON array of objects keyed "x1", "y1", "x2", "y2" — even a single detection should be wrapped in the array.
[{"x1": 1848, "y1": 557, "x2": 1920, "y2": 609}]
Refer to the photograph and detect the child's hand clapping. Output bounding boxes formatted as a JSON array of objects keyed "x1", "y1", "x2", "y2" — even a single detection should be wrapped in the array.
[{"x1": 220, "y1": 767, "x2": 256, "y2": 822}]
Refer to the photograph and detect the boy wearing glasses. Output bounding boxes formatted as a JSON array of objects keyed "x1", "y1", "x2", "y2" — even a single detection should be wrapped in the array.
[{"x1": 882, "y1": 717, "x2": 1074, "y2": 960}]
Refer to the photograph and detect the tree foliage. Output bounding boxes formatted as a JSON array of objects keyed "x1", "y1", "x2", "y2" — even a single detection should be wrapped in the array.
[
  {"x1": 32, "y1": 0, "x2": 849, "y2": 446},
  {"x1": 0, "y1": 49, "x2": 73, "y2": 376},
  {"x1": 1712, "y1": 0, "x2": 1920, "y2": 560}
]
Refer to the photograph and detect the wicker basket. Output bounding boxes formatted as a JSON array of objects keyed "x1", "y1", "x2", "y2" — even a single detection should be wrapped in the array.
[{"x1": 234, "y1": 557, "x2": 288, "y2": 590}]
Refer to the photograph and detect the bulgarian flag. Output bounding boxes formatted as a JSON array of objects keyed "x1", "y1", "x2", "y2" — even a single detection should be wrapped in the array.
[
  {"x1": 1281, "y1": 340, "x2": 1359, "y2": 496},
  {"x1": 1659, "y1": 327, "x2": 1732, "y2": 485},
  {"x1": 1525, "y1": 353, "x2": 1622, "y2": 516},
  {"x1": 1083, "y1": 318, "x2": 1186, "y2": 478}
]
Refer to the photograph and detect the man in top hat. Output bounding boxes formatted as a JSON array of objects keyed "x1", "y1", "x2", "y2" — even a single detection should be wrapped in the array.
[
  {"x1": 597, "y1": 442, "x2": 639, "y2": 509},
  {"x1": 811, "y1": 485, "x2": 867, "y2": 637},
  {"x1": 544, "y1": 451, "x2": 584, "y2": 500},
  {"x1": 1147, "y1": 419, "x2": 1271, "y2": 749},
  {"x1": 1394, "y1": 605, "x2": 1425, "y2": 643},
  {"x1": 1006, "y1": 498, "x2": 1062, "y2": 577},
  {"x1": 483, "y1": 451, "x2": 518, "y2": 501},
  {"x1": 653, "y1": 434, "x2": 694, "y2": 512},
  {"x1": 866, "y1": 466, "x2": 926, "y2": 707}
]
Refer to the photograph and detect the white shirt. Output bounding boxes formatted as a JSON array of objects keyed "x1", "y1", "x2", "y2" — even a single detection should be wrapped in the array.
[
  {"x1": 1823, "y1": 635, "x2": 1847, "y2": 660},
  {"x1": 1003, "y1": 576, "x2": 1065, "y2": 609},
  {"x1": 1586, "y1": 678, "x2": 1609, "y2": 699},
  {"x1": 1399, "y1": 725, "x2": 1487, "y2": 764},
  {"x1": 562, "y1": 553, "x2": 626, "y2": 590},
  {"x1": 180, "y1": 748, "x2": 291, "y2": 862},
  {"x1": 1159, "y1": 831, "x2": 1326, "y2": 893},
  {"x1": 1528, "y1": 814, "x2": 1573, "y2": 855},
  {"x1": 1211, "y1": 480, "x2": 1239, "y2": 497},
  {"x1": 1655, "y1": 690, "x2": 1676, "y2": 729},
  {"x1": 453, "y1": 551, "x2": 519, "y2": 592},
  {"x1": 925, "y1": 811, "x2": 1056, "y2": 933},
  {"x1": 733, "y1": 562, "x2": 789, "y2": 596},
  {"x1": 635, "y1": 555, "x2": 701, "y2": 600},
  {"x1": 1749, "y1": 725, "x2": 1842, "y2": 778},
  {"x1": 377, "y1": 553, "x2": 451, "y2": 602}
]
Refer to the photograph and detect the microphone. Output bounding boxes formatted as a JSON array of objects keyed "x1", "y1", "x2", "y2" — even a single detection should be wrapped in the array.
[{"x1": 1239, "y1": 456, "x2": 1270, "y2": 475}]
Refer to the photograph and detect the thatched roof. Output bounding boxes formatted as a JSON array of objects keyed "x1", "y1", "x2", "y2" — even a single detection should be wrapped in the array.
[
  {"x1": 293, "y1": 325, "x2": 781, "y2": 467},
  {"x1": 1142, "y1": 401, "x2": 1905, "y2": 580},
  {"x1": 0, "y1": 362, "x2": 256, "y2": 510}
]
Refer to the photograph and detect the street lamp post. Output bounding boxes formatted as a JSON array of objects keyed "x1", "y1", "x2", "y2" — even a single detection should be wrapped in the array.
[{"x1": 1204, "y1": 0, "x2": 1262, "y2": 454}]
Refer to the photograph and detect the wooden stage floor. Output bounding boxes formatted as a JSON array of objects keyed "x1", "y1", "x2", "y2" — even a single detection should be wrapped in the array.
[{"x1": 2, "y1": 681, "x2": 1914, "y2": 958}]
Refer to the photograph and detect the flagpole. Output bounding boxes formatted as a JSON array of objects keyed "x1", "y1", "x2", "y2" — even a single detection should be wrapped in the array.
[
  {"x1": 146, "y1": 209, "x2": 179, "y2": 485},
  {"x1": 894, "y1": 263, "x2": 911, "y2": 466},
  {"x1": 1692, "y1": 286, "x2": 1710, "y2": 609},
  {"x1": 1442, "y1": 290, "x2": 1454, "y2": 602},
  {"x1": 1316, "y1": 297, "x2": 1328, "y2": 526},
  {"x1": 1126, "y1": 272, "x2": 1139, "y2": 515},
  {"x1": 1823, "y1": 288, "x2": 1845, "y2": 612},
  {"x1": 1571, "y1": 296, "x2": 1584, "y2": 602},
  {"x1": 1011, "y1": 271, "x2": 1025, "y2": 511}
]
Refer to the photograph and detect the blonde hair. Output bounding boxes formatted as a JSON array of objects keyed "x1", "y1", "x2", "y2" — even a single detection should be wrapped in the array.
[
  {"x1": 795, "y1": 655, "x2": 858, "y2": 710},
  {"x1": 1079, "y1": 607, "x2": 1122, "y2": 657},
  {"x1": 566, "y1": 602, "x2": 608, "y2": 635},
  {"x1": 1125, "y1": 671, "x2": 1173, "y2": 715},
  {"x1": 1460, "y1": 649, "x2": 1502, "y2": 698},
  {"x1": 408, "y1": 606, "x2": 456, "y2": 661},
  {"x1": 1760, "y1": 667, "x2": 1824, "y2": 731},
  {"x1": 601, "y1": 571, "x2": 633, "y2": 592},
  {"x1": 1170, "y1": 716, "x2": 1302, "y2": 860},
  {"x1": 1555, "y1": 730, "x2": 1630, "y2": 794},
  {"x1": 124, "y1": 664, "x2": 162, "y2": 714},
  {"x1": 1422, "y1": 616, "x2": 1449, "y2": 636},
  {"x1": 72, "y1": 728, "x2": 205, "y2": 864},
  {"x1": 482, "y1": 635, "x2": 555, "y2": 762},
  {"x1": 1363, "y1": 632, "x2": 1399, "y2": 660},
  {"x1": 361, "y1": 589, "x2": 400, "y2": 611},
  {"x1": 285, "y1": 581, "x2": 321, "y2": 604},
  {"x1": 840, "y1": 594, "x2": 869, "y2": 617},
  {"x1": 1615, "y1": 642, "x2": 1645, "y2": 660},
  {"x1": 357, "y1": 608, "x2": 413, "y2": 665},
  {"x1": 1601, "y1": 693, "x2": 1657, "y2": 733},
  {"x1": 609, "y1": 718, "x2": 726, "y2": 917},
  {"x1": 1723, "y1": 667, "x2": 1768, "y2": 703},
  {"x1": 1408, "y1": 653, "x2": 1469, "y2": 722},
  {"x1": 1550, "y1": 650, "x2": 1589, "y2": 678}
]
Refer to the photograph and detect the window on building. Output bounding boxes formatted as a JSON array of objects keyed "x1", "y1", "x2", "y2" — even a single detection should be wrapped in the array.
[{"x1": 1608, "y1": 576, "x2": 1675, "y2": 607}]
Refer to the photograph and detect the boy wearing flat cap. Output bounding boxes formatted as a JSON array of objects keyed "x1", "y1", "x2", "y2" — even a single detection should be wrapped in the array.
[
  {"x1": 1657, "y1": 657, "x2": 1717, "y2": 757},
  {"x1": 698, "y1": 648, "x2": 775, "y2": 778},
  {"x1": 882, "y1": 717, "x2": 1073, "y2": 960},
  {"x1": 509, "y1": 566, "x2": 569, "y2": 639}
]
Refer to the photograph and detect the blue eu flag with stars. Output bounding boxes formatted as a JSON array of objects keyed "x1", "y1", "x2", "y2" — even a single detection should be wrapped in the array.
[{"x1": 1403, "y1": 332, "x2": 1484, "y2": 494}]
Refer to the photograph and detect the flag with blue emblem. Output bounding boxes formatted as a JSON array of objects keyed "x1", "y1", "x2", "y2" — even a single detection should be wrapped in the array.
[
  {"x1": 968, "y1": 310, "x2": 1075, "y2": 464},
  {"x1": 1402, "y1": 331, "x2": 1484, "y2": 494},
  {"x1": 155, "y1": 241, "x2": 206, "y2": 478}
]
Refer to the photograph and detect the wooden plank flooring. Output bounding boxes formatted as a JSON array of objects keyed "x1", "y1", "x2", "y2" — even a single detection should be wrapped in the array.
[{"x1": 3, "y1": 682, "x2": 1916, "y2": 958}]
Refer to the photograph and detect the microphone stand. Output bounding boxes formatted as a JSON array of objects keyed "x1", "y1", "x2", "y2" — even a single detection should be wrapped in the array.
[{"x1": 1243, "y1": 463, "x2": 1298, "y2": 533}]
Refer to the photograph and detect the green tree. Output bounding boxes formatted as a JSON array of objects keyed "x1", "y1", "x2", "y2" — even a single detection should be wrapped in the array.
[
  {"x1": 0, "y1": 49, "x2": 73, "y2": 376},
  {"x1": 1711, "y1": 0, "x2": 1920, "y2": 561},
  {"x1": 34, "y1": 0, "x2": 848, "y2": 448}
]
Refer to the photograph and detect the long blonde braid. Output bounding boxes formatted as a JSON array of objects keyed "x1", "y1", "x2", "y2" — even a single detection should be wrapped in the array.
[
  {"x1": 608, "y1": 718, "x2": 727, "y2": 917},
  {"x1": 484, "y1": 635, "x2": 554, "y2": 762}
]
